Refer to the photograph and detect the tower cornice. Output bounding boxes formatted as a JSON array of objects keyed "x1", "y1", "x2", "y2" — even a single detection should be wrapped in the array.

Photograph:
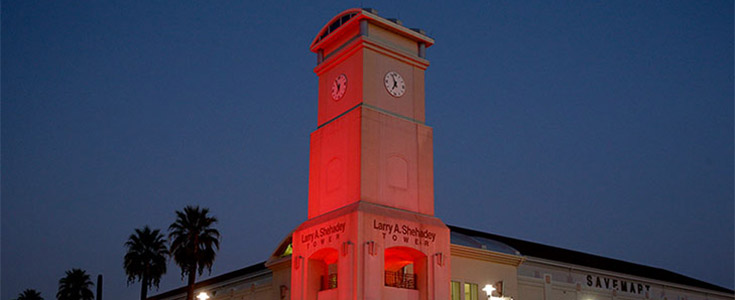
[{"x1": 313, "y1": 35, "x2": 430, "y2": 76}]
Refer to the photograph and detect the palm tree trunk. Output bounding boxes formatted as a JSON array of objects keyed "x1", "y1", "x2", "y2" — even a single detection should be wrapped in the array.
[
  {"x1": 140, "y1": 275, "x2": 148, "y2": 300},
  {"x1": 186, "y1": 268, "x2": 196, "y2": 300}
]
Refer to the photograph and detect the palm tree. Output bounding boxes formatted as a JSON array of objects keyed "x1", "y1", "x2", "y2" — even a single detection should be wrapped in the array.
[
  {"x1": 168, "y1": 205, "x2": 220, "y2": 300},
  {"x1": 56, "y1": 268, "x2": 94, "y2": 300},
  {"x1": 16, "y1": 289, "x2": 43, "y2": 300},
  {"x1": 124, "y1": 226, "x2": 169, "y2": 300}
]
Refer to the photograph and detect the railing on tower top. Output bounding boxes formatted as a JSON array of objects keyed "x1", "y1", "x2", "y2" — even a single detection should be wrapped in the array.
[
  {"x1": 321, "y1": 273, "x2": 338, "y2": 291},
  {"x1": 384, "y1": 271, "x2": 417, "y2": 289}
]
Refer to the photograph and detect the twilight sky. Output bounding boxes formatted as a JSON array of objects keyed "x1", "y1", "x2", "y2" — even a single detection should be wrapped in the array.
[{"x1": 2, "y1": 1, "x2": 733, "y2": 299}]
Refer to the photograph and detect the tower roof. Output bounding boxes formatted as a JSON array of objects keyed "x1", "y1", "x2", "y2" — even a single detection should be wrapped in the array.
[{"x1": 309, "y1": 8, "x2": 434, "y2": 53}]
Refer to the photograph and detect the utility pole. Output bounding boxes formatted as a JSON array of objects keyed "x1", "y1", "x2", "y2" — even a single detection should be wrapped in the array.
[{"x1": 96, "y1": 274, "x2": 103, "y2": 300}]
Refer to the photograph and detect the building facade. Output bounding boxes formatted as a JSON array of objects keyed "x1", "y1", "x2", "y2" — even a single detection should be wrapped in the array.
[
  {"x1": 149, "y1": 8, "x2": 733, "y2": 300},
  {"x1": 149, "y1": 224, "x2": 733, "y2": 300}
]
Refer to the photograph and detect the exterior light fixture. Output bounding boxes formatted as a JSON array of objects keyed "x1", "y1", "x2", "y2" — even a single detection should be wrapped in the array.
[
  {"x1": 483, "y1": 284, "x2": 496, "y2": 298},
  {"x1": 494, "y1": 281, "x2": 504, "y2": 296},
  {"x1": 196, "y1": 292, "x2": 210, "y2": 300}
]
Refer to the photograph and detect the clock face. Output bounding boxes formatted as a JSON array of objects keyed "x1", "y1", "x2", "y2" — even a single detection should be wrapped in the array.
[
  {"x1": 331, "y1": 74, "x2": 347, "y2": 101},
  {"x1": 384, "y1": 71, "x2": 406, "y2": 97}
]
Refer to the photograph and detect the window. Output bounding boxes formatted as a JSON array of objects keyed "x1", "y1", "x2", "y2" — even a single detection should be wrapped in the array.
[
  {"x1": 307, "y1": 247, "x2": 338, "y2": 298},
  {"x1": 464, "y1": 283, "x2": 478, "y2": 300},
  {"x1": 385, "y1": 263, "x2": 416, "y2": 289},
  {"x1": 384, "y1": 247, "x2": 425, "y2": 290},
  {"x1": 321, "y1": 263, "x2": 338, "y2": 290},
  {"x1": 451, "y1": 281, "x2": 461, "y2": 300}
]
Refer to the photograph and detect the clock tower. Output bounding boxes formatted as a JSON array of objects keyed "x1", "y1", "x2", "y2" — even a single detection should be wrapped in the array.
[{"x1": 291, "y1": 8, "x2": 450, "y2": 300}]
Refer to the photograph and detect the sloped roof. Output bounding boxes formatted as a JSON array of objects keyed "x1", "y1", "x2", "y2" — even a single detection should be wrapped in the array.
[
  {"x1": 448, "y1": 225, "x2": 733, "y2": 294},
  {"x1": 451, "y1": 229, "x2": 520, "y2": 256},
  {"x1": 147, "y1": 262, "x2": 268, "y2": 300}
]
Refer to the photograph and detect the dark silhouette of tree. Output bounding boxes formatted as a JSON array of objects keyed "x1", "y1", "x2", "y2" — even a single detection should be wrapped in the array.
[
  {"x1": 16, "y1": 289, "x2": 43, "y2": 300},
  {"x1": 56, "y1": 269, "x2": 94, "y2": 300},
  {"x1": 124, "y1": 226, "x2": 169, "y2": 300},
  {"x1": 168, "y1": 206, "x2": 220, "y2": 300}
]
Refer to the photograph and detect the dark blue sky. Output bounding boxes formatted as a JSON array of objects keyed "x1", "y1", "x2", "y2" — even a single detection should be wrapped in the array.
[{"x1": 2, "y1": 1, "x2": 732, "y2": 299}]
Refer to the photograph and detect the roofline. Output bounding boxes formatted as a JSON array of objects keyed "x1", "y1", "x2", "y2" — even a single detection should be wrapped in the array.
[
  {"x1": 146, "y1": 262, "x2": 268, "y2": 300},
  {"x1": 309, "y1": 8, "x2": 363, "y2": 51},
  {"x1": 447, "y1": 225, "x2": 734, "y2": 295},
  {"x1": 149, "y1": 226, "x2": 733, "y2": 299},
  {"x1": 309, "y1": 8, "x2": 434, "y2": 52}
]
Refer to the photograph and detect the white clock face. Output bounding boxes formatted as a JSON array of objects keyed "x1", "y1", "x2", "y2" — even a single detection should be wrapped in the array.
[
  {"x1": 384, "y1": 71, "x2": 406, "y2": 97},
  {"x1": 331, "y1": 74, "x2": 347, "y2": 101}
]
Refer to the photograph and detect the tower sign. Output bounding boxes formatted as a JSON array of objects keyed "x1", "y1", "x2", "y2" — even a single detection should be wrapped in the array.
[{"x1": 290, "y1": 8, "x2": 450, "y2": 300}]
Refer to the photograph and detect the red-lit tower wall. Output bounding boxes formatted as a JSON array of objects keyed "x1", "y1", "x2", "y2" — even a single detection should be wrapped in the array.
[{"x1": 291, "y1": 8, "x2": 450, "y2": 300}]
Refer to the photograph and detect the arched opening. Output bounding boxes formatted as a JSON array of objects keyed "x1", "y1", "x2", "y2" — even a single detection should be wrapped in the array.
[
  {"x1": 384, "y1": 247, "x2": 427, "y2": 290},
  {"x1": 307, "y1": 248, "x2": 339, "y2": 299}
]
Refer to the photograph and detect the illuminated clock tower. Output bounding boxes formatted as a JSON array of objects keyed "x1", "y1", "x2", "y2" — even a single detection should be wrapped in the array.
[{"x1": 291, "y1": 8, "x2": 450, "y2": 300}]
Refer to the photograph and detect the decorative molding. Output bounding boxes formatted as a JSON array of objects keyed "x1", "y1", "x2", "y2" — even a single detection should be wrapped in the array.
[
  {"x1": 362, "y1": 36, "x2": 430, "y2": 69},
  {"x1": 450, "y1": 244, "x2": 524, "y2": 266},
  {"x1": 265, "y1": 256, "x2": 291, "y2": 271},
  {"x1": 315, "y1": 35, "x2": 430, "y2": 75}
]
